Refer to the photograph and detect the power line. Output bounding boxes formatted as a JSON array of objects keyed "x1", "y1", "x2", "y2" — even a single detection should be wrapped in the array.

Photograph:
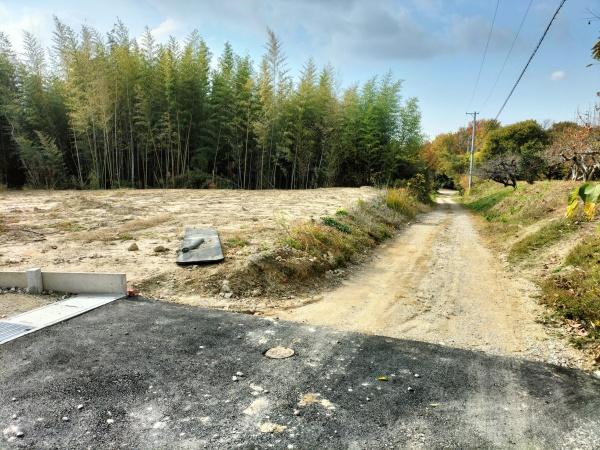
[
  {"x1": 482, "y1": 0, "x2": 534, "y2": 110},
  {"x1": 468, "y1": 0, "x2": 500, "y2": 108},
  {"x1": 495, "y1": 0, "x2": 568, "y2": 120}
]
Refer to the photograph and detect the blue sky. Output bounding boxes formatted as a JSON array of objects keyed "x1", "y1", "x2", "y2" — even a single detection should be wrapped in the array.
[{"x1": 1, "y1": 0, "x2": 598, "y2": 138}]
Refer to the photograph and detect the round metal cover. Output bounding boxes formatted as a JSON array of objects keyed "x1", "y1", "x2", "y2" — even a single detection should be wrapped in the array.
[{"x1": 264, "y1": 346, "x2": 294, "y2": 359}]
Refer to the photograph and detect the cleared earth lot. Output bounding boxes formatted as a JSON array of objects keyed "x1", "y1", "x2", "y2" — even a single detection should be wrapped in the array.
[{"x1": 0, "y1": 188, "x2": 376, "y2": 302}]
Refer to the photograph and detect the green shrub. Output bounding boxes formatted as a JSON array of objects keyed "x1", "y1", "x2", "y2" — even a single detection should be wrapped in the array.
[{"x1": 406, "y1": 173, "x2": 432, "y2": 203}]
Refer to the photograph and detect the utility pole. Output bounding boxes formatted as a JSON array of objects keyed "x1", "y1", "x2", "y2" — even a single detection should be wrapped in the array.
[{"x1": 466, "y1": 111, "x2": 478, "y2": 194}]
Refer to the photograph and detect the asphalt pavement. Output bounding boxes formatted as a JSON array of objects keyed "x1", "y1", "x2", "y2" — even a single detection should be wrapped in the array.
[{"x1": 1, "y1": 297, "x2": 599, "y2": 449}]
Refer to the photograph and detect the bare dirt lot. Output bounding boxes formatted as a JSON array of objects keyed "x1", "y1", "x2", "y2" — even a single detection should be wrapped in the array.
[{"x1": 0, "y1": 188, "x2": 376, "y2": 305}]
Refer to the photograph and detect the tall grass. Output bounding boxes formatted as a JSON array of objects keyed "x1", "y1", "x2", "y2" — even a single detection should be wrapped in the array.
[
  {"x1": 385, "y1": 188, "x2": 418, "y2": 219},
  {"x1": 284, "y1": 189, "x2": 419, "y2": 268}
]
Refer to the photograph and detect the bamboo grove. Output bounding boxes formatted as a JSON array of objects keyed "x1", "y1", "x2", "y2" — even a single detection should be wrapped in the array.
[{"x1": 0, "y1": 19, "x2": 424, "y2": 189}]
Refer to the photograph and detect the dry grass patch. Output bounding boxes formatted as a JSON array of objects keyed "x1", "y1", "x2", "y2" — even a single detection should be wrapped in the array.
[
  {"x1": 53, "y1": 220, "x2": 86, "y2": 232},
  {"x1": 218, "y1": 191, "x2": 419, "y2": 296},
  {"x1": 225, "y1": 235, "x2": 250, "y2": 248},
  {"x1": 385, "y1": 188, "x2": 418, "y2": 219},
  {"x1": 542, "y1": 234, "x2": 600, "y2": 349}
]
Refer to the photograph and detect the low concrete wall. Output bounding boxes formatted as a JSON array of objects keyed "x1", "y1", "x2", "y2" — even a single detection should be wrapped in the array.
[
  {"x1": 42, "y1": 272, "x2": 127, "y2": 295},
  {"x1": 0, "y1": 272, "x2": 27, "y2": 289},
  {"x1": 0, "y1": 270, "x2": 126, "y2": 295}
]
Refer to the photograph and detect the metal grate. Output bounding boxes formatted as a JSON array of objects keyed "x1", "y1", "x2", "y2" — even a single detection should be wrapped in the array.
[{"x1": 0, "y1": 322, "x2": 32, "y2": 344}]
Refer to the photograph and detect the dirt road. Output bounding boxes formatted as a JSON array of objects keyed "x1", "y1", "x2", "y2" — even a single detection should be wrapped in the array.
[{"x1": 276, "y1": 190, "x2": 586, "y2": 367}]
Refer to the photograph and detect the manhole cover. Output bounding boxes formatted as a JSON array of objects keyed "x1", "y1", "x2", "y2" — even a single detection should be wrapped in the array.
[{"x1": 265, "y1": 346, "x2": 294, "y2": 359}]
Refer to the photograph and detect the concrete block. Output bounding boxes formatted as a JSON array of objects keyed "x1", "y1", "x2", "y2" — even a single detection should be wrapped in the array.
[
  {"x1": 42, "y1": 272, "x2": 127, "y2": 295},
  {"x1": 0, "y1": 272, "x2": 28, "y2": 289},
  {"x1": 26, "y1": 268, "x2": 43, "y2": 294}
]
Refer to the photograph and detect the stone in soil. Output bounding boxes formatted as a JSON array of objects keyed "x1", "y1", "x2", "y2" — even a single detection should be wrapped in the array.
[
  {"x1": 221, "y1": 280, "x2": 232, "y2": 293},
  {"x1": 264, "y1": 346, "x2": 295, "y2": 359}
]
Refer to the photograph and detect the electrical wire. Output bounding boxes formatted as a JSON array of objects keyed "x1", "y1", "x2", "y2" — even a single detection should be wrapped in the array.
[
  {"x1": 481, "y1": 0, "x2": 534, "y2": 110},
  {"x1": 468, "y1": 0, "x2": 500, "y2": 108},
  {"x1": 495, "y1": 0, "x2": 568, "y2": 120}
]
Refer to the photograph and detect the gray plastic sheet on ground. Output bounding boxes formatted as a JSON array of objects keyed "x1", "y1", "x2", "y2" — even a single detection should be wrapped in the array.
[{"x1": 176, "y1": 228, "x2": 224, "y2": 265}]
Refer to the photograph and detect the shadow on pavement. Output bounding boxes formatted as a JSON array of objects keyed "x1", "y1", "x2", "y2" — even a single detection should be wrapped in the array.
[{"x1": 1, "y1": 297, "x2": 599, "y2": 448}]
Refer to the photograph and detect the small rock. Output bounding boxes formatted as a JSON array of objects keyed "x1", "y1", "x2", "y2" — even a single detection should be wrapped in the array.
[
  {"x1": 12, "y1": 414, "x2": 17, "y2": 419},
  {"x1": 259, "y1": 422, "x2": 287, "y2": 433},
  {"x1": 106, "y1": 418, "x2": 114, "y2": 424},
  {"x1": 77, "y1": 404, "x2": 84, "y2": 410},
  {"x1": 11, "y1": 397, "x2": 16, "y2": 402},
  {"x1": 264, "y1": 347, "x2": 295, "y2": 359},
  {"x1": 224, "y1": 292, "x2": 233, "y2": 299},
  {"x1": 62, "y1": 416, "x2": 69, "y2": 422},
  {"x1": 16, "y1": 431, "x2": 24, "y2": 438},
  {"x1": 236, "y1": 371, "x2": 244, "y2": 377},
  {"x1": 232, "y1": 376, "x2": 239, "y2": 382},
  {"x1": 407, "y1": 386, "x2": 414, "y2": 392},
  {"x1": 414, "y1": 373, "x2": 420, "y2": 378},
  {"x1": 153, "y1": 245, "x2": 168, "y2": 253},
  {"x1": 220, "y1": 280, "x2": 232, "y2": 293},
  {"x1": 128, "y1": 243, "x2": 139, "y2": 251},
  {"x1": 593, "y1": 370, "x2": 600, "y2": 380},
  {"x1": 50, "y1": 245, "x2": 58, "y2": 250}
]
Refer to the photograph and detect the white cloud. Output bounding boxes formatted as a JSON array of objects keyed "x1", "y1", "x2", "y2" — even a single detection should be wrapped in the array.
[
  {"x1": 550, "y1": 70, "x2": 566, "y2": 81},
  {"x1": 149, "y1": 0, "x2": 517, "y2": 62},
  {"x1": 150, "y1": 18, "x2": 179, "y2": 41},
  {"x1": 0, "y1": 3, "x2": 51, "y2": 54}
]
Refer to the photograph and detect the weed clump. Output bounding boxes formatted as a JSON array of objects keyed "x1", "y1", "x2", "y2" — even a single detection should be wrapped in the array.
[
  {"x1": 321, "y1": 216, "x2": 352, "y2": 234},
  {"x1": 226, "y1": 235, "x2": 249, "y2": 248},
  {"x1": 385, "y1": 188, "x2": 418, "y2": 219}
]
